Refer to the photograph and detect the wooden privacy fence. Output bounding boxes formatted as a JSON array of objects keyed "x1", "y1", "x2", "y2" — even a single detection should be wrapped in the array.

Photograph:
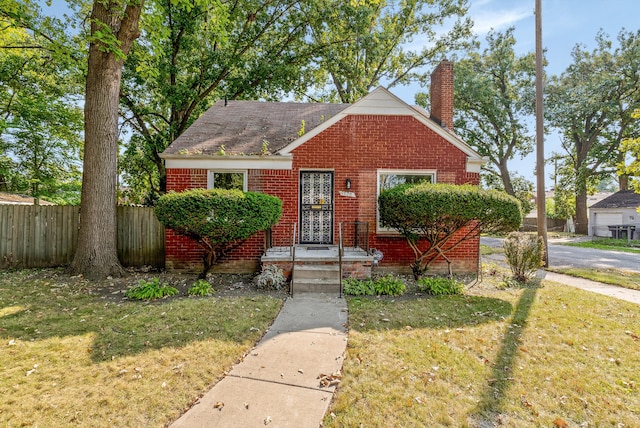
[{"x1": 0, "y1": 205, "x2": 165, "y2": 269}]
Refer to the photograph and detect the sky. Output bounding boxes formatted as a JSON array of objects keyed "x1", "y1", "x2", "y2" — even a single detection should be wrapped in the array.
[{"x1": 411, "y1": 0, "x2": 640, "y2": 186}]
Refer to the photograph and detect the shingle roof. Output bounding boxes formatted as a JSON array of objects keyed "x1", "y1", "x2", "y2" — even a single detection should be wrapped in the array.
[
  {"x1": 162, "y1": 100, "x2": 350, "y2": 156},
  {"x1": 589, "y1": 190, "x2": 640, "y2": 209}
]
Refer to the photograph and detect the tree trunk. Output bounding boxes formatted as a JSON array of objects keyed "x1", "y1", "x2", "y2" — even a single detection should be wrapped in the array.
[
  {"x1": 498, "y1": 161, "x2": 515, "y2": 197},
  {"x1": 574, "y1": 187, "x2": 589, "y2": 235},
  {"x1": 619, "y1": 174, "x2": 629, "y2": 191},
  {"x1": 69, "y1": 0, "x2": 142, "y2": 279}
]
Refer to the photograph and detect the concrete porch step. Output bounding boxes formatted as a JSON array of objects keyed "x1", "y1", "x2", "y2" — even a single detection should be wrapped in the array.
[
  {"x1": 291, "y1": 280, "x2": 341, "y2": 294},
  {"x1": 293, "y1": 264, "x2": 339, "y2": 279},
  {"x1": 292, "y1": 264, "x2": 341, "y2": 293}
]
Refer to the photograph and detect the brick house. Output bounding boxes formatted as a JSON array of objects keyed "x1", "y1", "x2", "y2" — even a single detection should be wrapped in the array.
[{"x1": 160, "y1": 60, "x2": 485, "y2": 277}]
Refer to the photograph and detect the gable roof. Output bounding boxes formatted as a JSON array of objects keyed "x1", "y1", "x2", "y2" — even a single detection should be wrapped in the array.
[
  {"x1": 278, "y1": 87, "x2": 481, "y2": 160},
  {"x1": 160, "y1": 87, "x2": 485, "y2": 172},
  {"x1": 590, "y1": 190, "x2": 640, "y2": 209},
  {"x1": 162, "y1": 100, "x2": 349, "y2": 156}
]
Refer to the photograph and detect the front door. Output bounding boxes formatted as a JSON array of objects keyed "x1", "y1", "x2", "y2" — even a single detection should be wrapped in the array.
[{"x1": 300, "y1": 171, "x2": 334, "y2": 244}]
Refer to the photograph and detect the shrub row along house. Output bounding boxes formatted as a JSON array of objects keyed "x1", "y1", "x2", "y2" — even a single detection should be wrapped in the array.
[{"x1": 160, "y1": 60, "x2": 486, "y2": 278}]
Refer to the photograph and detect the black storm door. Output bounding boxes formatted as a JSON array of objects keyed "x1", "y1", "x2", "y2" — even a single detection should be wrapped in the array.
[{"x1": 299, "y1": 171, "x2": 334, "y2": 244}]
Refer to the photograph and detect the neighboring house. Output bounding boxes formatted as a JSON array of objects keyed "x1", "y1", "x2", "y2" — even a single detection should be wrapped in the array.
[
  {"x1": 589, "y1": 190, "x2": 640, "y2": 239},
  {"x1": 160, "y1": 60, "x2": 485, "y2": 276},
  {"x1": 0, "y1": 192, "x2": 55, "y2": 205}
]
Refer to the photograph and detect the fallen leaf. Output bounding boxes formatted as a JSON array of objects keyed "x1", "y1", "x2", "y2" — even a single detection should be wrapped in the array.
[
  {"x1": 553, "y1": 417, "x2": 568, "y2": 427},
  {"x1": 318, "y1": 370, "x2": 342, "y2": 388}
]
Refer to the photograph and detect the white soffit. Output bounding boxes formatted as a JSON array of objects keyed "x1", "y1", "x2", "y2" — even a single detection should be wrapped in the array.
[{"x1": 163, "y1": 155, "x2": 292, "y2": 170}]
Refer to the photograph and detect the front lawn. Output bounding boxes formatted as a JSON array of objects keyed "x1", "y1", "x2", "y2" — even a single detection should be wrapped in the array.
[
  {"x1": 0, "y1": 269, "x2": 282, "y2": 427},
  {"x1": 326, "y1": 281, "x2": 640, "y2": 427}
]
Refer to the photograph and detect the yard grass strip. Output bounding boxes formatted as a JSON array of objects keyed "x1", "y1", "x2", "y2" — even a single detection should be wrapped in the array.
[
  {"x1": 564, "y1": 238, "x2": 640, "y2": 254},
  {"x1": 547, "y1": 267, "x2": 640, "y2": 291},
  {"x1": 0, "y1": 270, "x2": 282, "y2": 427},
  {"x1": 325, "y1": 282, "x2": 640, "y2": 427}
]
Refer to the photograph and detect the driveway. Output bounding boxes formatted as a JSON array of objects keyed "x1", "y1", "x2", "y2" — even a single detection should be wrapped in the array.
[{"x1": 481, "y1": 237, "x2": 640, "y2": 273}]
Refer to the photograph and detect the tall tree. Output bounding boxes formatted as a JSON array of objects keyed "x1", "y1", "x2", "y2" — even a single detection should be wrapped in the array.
[
  {"x1": 417, "y1": 28, "x2": 535, "y2": 211},
  {"x1": 119, "y1": 0, "x2": 323, "y2": 204},
  {"x1": 69, "y1": 0, "x2": 143, "y2": 278},
  {"x1": 306, "y1": 0, "x2": 474, "y2": 103},
  {"x1": 546, "y1": 30, "x2": 640, "y2": 234}
]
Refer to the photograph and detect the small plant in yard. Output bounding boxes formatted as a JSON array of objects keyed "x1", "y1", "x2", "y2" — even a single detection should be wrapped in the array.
[
  {"x1": 187, "y1": 279, "x2": 214, "y2": 296},
  {"x1": 343, "y1": 275, "x2": 406, "y2": 296},
  {"x1": 503, "y1": 232, "x2": 543, "y2": 283},
  {"x1": 255, "y1": 265, "x2": 287, "y2": 290},
  {"x1": 417, "y1": 276, "x2": 464, "y2": 295},
  {"x1": 343, "y1": 277, "x2": 375, "y2": 296},
  {"x1": 125, "y1": 277, "x2": 179, "y2": 300}
]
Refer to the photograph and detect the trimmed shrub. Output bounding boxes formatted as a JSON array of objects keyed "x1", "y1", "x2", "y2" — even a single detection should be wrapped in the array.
[
  {"x1": 155, "y1": 189, "x2": 282, "y2": 278},
  {"x1": 503, "y1": 232, "x2": 544, "y2": 282},
  {"x1": 417, "y1": 277, "x2": 464, "y2": 295},
  {"x1": 379, "y1": 183, "x2": 522, "y2": 278},
  {"x1": 125, "y1": 278, "x2": 179, "y2": 300}
]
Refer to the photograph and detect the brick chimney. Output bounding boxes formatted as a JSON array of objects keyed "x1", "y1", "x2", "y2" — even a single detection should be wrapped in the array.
[{"x1": 429, "y1": 59, "x2": 454, "y2": 130}]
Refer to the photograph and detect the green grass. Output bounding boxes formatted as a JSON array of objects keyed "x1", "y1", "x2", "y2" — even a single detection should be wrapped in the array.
[
  {"x1": 565, "y1": 237, "x2": 640, "y2": 254},
  {"x1": 0, "y1": 269, "x2": 282, "y2": 427},
  {"x1": 480, "y1": 244, "x2": 504, "y2": 256},
  {"x1": 547, "y1": 267, "x2": 640, "y2": 291},
  {"x1": 325, "y1": 277, "x2": 640, "y2": 427}
]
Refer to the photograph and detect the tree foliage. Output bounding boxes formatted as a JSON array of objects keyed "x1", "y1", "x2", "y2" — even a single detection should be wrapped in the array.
[
  {"x1": 617, "y1": 108, "x2": 640, "y2": 193},
  {"x1": 307, "y1": 0, "x2": 474, "y2": 103},
  {"x1": 0, "y1": 1, "x2": 83, "y2": 203},
  {"x1": 378, "y1": 182, "x2": 521, "y2": 278},
  {"x1": 546, "y1": 30, "x2": 640, "y2": 234},
  {"x1": 155, "y1": 189, "x2": 282, "y2": 278},
  {"x1": 454, "y1": 28, "x2": 535, "y2": 198},
  {"x1": 119, "y1": 0, "x2": 324, "y2": 204}
]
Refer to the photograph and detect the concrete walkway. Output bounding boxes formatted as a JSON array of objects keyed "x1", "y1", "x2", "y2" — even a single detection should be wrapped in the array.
[{"x1": 170, "y1": 293, "x2": 348, "y2": 428}]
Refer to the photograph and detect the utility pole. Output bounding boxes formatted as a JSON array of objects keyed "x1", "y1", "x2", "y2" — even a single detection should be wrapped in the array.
[{"x1": 535, "y1": 0, "x2": 549, "y2": 266}]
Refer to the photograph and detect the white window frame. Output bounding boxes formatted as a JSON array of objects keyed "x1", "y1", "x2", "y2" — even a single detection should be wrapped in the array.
[
  {"x1": 207, "y1": 170, "x2": 248, "y2": 191},
  {"x1": 376, "y1": 169, "x2": 437, "y2": 233}
]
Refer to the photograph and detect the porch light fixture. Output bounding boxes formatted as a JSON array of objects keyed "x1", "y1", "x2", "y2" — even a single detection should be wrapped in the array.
[{"x1": 345, "y1": 178, "x2": 352, "y2": 190}]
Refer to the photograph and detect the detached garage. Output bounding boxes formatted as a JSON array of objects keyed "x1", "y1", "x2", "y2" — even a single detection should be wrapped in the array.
[{"x1": 589, "y1": 190, "x2": 640, "y2": 239}]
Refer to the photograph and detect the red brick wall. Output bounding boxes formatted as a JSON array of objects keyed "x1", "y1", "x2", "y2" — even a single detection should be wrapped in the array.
[{"x1": 164, "y1": 114, "x2": 481, "y2": 274}]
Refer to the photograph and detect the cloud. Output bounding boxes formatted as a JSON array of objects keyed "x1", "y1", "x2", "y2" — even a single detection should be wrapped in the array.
[{"x1": 470, "y1": 5, "x2": 532, "y2": 36}]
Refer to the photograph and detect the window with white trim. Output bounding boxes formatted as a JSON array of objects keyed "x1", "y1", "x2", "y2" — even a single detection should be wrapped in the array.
[
  {"x1": 377, "y1": 169, "x2": 436, "y2": 232},
  {"x1": 207, "y1": 170, "x2": 248, "y2": 191}
]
